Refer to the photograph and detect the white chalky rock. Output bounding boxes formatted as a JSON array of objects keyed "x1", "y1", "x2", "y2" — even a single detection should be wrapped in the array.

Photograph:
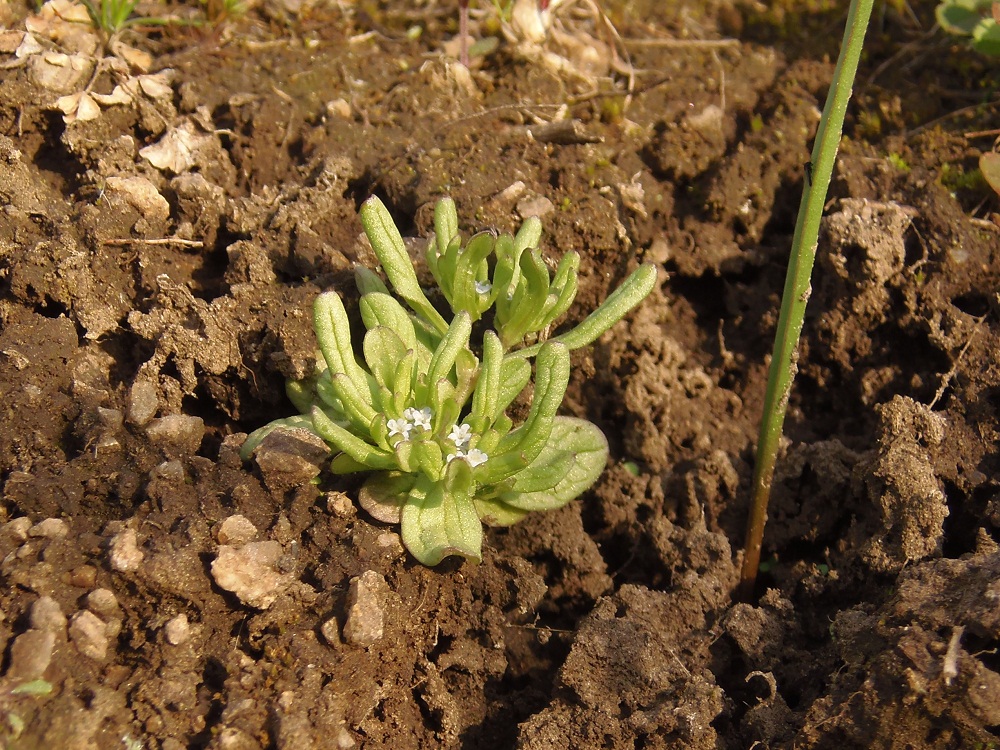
[
  {"x1": 69, "y1": 610, "x2": 109, "y2": 660},
  {"x1": 29, "y1": 596, "x2": 67, "y2": 636},
  {"x1": 215, "y1": 515, "x2": 258, "y2": 545},
  {"x1": 211, "y1": 542, "x2": 293, "y2": 610},
  {"x1": 109, "y1": 528, "x2": 144, "y2": 572},
  {"x1": 343, "y1": 571, "x2": 388, "y2": 647},
  {"x1": 164, "y1": 614, "x2": 191, "y2": 645},
  {"x1": 29, "y1": 517, "x2": 68, "y2": 539}
]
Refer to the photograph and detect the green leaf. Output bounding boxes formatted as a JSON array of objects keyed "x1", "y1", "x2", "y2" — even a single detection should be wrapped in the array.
[
  {"x1": 936, "y1": 0, "x2": 990, "y2": 35},
  {"x1": 411, "y1": 438, "x2": 445, "y2": 480},
  {"x1": 513, "y1": 215, "x2": 542, "y2": 255},
  {"x1": 329, "y1": 373, "x2": 377, "y2": 432},
  {"x1": 972, "y1": 18, "x2": 1000, "y2": 54},
  {"x1": 314, "y1": 292, "x2": 373, "y2": 401},
  {"x1": 472, "y1": 330, "x2": 503, "y2": 423},
  {"x1": 286, "y1": 376, "x2": 319, "y2": 414},
  {"x1": 330, "y1": 453, "x2": 370, "y2": 473},
  {"x1": 474, "y1": 495, "x2": 530, "y2": 526},
  {"x1": 11, "y1": 679, "x2": 54, "y2": 697},
  {"x1": 539, "y1": 251, "x2": 580, "y2": 327},
  {"x1": 500, "y1": 249, "x2": 551, "y2": 347},
  {"x1": 360, "y1": 196, "x2": 449, "y2": 334},
  {"x1": 499, "y1": 417, "x2": 608, "y2": 510},
  {"x1": 479, "y1": 341, "x2": 570, "y2": 485},
  {"x1": 400, "y1": 471, "x2": 483, "y2": 565},
  {"x1": 359, "y1": 472, "x2": 415, "y2": 523},
  {"x1": 425, "y1": 311, "x2": 473, "y2": 391},
  {"x1": 363, "y1": 327, "x2": 407, "y2": 390},
  {"x1": 355, "y1": 266, "x2": 390, "y2": 296},
  {"x1": 311, "y1": 405, "x2": 396, "y2": 470},
  {"x1": 359, "y1": 292, "x2": 418, "y2": 351},
  {"x1": 522, "y1": 263, "x2": 657, "y2": 356},
  {"x1": 451, "y1": 231, "x2": 497, "y2": 318},
  {"x1": 434, "y1": 196, "x2": 459, "y2": 256},
  {"x1": 391, "y1": 349, "x2": 417, "y2": 414},
  {"x1": 496, "y1": 355, "x2": 531, "y2": 414}
]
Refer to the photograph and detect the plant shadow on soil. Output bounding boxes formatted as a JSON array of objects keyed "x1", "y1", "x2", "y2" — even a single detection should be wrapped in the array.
[{"x1": 1, "y1": 0, "x2": 1000, "y2": 747}]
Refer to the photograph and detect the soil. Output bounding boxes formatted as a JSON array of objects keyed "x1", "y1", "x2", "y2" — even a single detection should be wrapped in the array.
[{"x1": 2, "y1": 0, "x2": 1000, "y2": 747}]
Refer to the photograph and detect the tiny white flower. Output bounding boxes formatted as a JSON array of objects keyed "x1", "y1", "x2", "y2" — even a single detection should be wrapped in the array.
[
  {"x1": 405, "y1": 406, "x2": 432, "y2": 432},
  {"x1": 464, "y1": 448, "x2": 488, "y2": 467},
  {"x1": 448, "y1": 423, "x2": 473, "y2": 449},
  {"x1": 446, "y1": 451, "x2": 462, "y2": 464},
  {"x1": 387, "y1": 417, "x2": 412, "y2": 439},
  {"x1": 474, "y1": 280, "x2": 492, "y2": 295}
]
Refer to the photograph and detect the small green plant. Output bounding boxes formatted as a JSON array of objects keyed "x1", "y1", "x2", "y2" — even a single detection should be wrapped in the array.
[
  {"x1": 936, "y1": 0, "x2": 1000, "y2": 56},
  {"x1": 243, "y1": 196, "x2": 655, "y2": 566},
  {"x1": 78, "y1": 0, "x2": 182, "y2": 36},
  {"x1": 79, "y1": 0, "x2": 141, "y2": 33},
  {"x1": 0, "y1": 679, "x2": 53, "y2": 744}
]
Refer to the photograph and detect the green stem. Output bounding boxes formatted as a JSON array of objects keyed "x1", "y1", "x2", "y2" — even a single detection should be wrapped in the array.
[{"x1": 737, "y1": 0, "x2": 875, "y2": 602}]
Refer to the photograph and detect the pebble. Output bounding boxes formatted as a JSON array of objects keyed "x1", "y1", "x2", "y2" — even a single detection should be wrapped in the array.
[
  {"x1": 2, "y1": 517, "x2": 32, "y2": 542},
  {"x1": 164, "y1": 614, "x2": 191, "y2": 645},
  {"x1": 211, "y1": 541, "x2": 292, "y2": 610},
  {"x1": 69, "y1": 610, "x2": 109, "y2": 660},
  {"x1": 145, "y1": 414, "x2": 205, "y2": 456},
  {"x1": 86, "y1": 588, "x2": 120, "y2": 619},
  {"x1": 108, "y1": 528, "x2": 144, "y2": 572},
  {"x1": 68, "y1": 564, "x2": 98, "y2": 588},
  {"x1": 215, "y1": 515, "x2": 258, "y2": 545},
  {"x1": 149, "y1": 460, "x2": 186, "y2": 483},
  {"x1": 320, "y1": 617, "x2": 340, "y2": 647},
  {"x1": 253, "y1": 428, "x2": 329, "y2": 491},
  {"x1": 342, "y1": 571, "x2": 388, "y2": 647},
  {"x1": 29, "y1": 595, "x2": 67, "y2": 635},
  {"x1": 7, "y1": 629, "x2": 55, "y2": 681},
  {"x1": 28, "y1": 518, "x2": 68, "y2": 539},
  {"x1": 325, "y1": 492, "x2": 355, "y2": 517}
]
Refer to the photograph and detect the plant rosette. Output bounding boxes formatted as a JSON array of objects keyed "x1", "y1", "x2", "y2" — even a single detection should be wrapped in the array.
[{"x1": 242, "y1": 196, "x2": 656, "y2": 566}]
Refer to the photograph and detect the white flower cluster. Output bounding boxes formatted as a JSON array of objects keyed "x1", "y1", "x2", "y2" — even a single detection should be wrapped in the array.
[
  {"x1": 386, "y1": 407, "x2": 488, "y2": 468},
  {"x1": 387, "y1": 406, "x2": 432, "y2": 440},
  {"x1": 446, "y1": 422, "x2": 488, "y2": 468}
]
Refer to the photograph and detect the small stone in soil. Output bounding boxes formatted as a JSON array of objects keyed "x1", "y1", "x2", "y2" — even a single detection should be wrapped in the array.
[
  {"x1": 7, "y1": 629, "x2": 55, "y2": 681},
  {"x1": 325, "y1": 491, "x2": 355, "y2": 517},
  {"x1": 145, "y1": 414, "x2": 206, "y2": 456},
  {"x1": 86, "y1": 588, "x2": 120, "y2": 619},
  {"x1": 253, "y1": 427, "x2": 330, "y2": 492},
  {"x1": 29, "y1": 517, "x2": 68, "y2": 539},
  {"x1": 108, "y1": 527, "x2": 144, "y2": 572},
  {"x1": 211, "y1": 541, "x2": 294, "y2": 610},
  {"x1": 215, "y1": 515, "x2": 258, "y2": 545},
  {"x1": 164, "y1": 613, "x2": 190, "y2": 645},
  {"x1": 343, "y1": 571, "x2": 388, "y2": 647},
  {"x1": 30, "y1": 595, "x2": 67, "y2": 635},
  {"x1": 127, "y1": 379, "x2": 159, "y2": 426},
  {"x1": 320, "y1": 616, "x2": 340, "y2": 646},
  {"x1": 69, "y1": 610, "x2": 109, "y2": 660}
]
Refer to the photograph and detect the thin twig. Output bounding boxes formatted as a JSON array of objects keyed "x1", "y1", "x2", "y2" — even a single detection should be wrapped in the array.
[
  {"x1": 624, "y1": 37, "x2": 739, "y2": 48},
  {"x1": 929, "y1": 314, "x2": 987, "y2": 409}
]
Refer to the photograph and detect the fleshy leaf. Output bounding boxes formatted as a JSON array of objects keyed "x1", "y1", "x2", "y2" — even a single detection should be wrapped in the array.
[
  {"x1": 474, "y1": 495, "x2": 530, "y2": 527},
  {"x1": 498, "y1": 416, "x2": 608, "y2": 510},
  {"x1": 360, "y1": 196, "x2": 449, "y2": 334},
  {"x1": 400, "y1": 470, "x2": 483, "y2": 565}
]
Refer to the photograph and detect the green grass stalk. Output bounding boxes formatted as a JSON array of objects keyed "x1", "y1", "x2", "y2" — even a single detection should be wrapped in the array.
[{"x1": 736, "y1": 0, "x2": 876, "y2": 601}]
